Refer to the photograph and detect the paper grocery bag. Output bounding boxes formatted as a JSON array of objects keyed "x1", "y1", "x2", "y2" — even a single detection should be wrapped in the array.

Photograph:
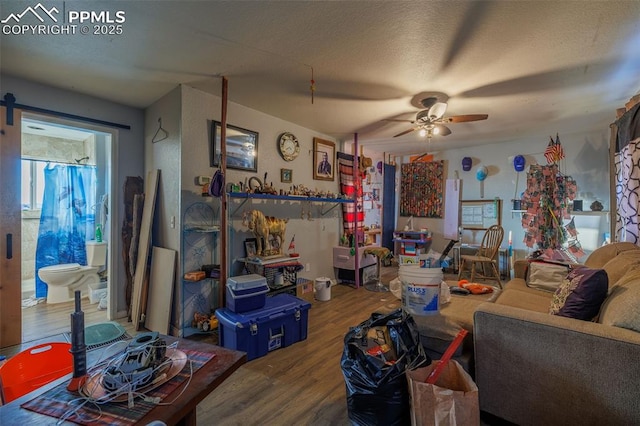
[{"x1": 407, "y1": 360, "x2": 479, "y2": 426}]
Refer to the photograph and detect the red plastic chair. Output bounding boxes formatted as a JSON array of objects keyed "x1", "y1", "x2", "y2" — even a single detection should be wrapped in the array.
[{"x1": 0, "y1": 342, "x2": 72, "y2": 403}]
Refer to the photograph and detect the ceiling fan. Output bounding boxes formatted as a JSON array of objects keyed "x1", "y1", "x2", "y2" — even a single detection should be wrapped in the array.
[{"x1": 386, "y1": 96, "x2": 488, "y2": 138}]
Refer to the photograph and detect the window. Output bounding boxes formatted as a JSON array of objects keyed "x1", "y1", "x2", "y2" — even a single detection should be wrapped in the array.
[{"x1": 21, "y1": 159, "x2": 48, "y2": 210}]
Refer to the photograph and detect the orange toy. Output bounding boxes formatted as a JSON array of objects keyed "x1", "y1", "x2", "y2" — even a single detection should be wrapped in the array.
[{"x1": 458, "y1": 279, "x2": 494, "y2": 295}]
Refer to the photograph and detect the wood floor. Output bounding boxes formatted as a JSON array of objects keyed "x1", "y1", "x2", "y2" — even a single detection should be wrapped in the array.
[
  {"x1": 196, "y1": 266, "x2": 403, "y2": 425},
  {"x1": 0, "y1": 297, "x2": 134, "y2": 358}
]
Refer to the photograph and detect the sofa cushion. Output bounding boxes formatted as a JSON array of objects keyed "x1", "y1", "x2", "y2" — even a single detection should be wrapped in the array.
[
  {"x1": 599, "y1": 268, "x2": 640, "y2": 332},
  {"x1": 583, "y1": 242, "x2": 640, "y2": 269},
  {"x1": 504, "y1": 278, "x2": 556, "y2": 297},
  {"x1": 601, "y1": 250, "x2": 640, "y2": 288},
  {"x1": 526, "y1": 260, "x2": 572, "y2": 292},
  {"x1": 437, "y1": 297, "x2": 488, "y2": 332},
  {"x1": 549, "y1": 266, "x2": 608, "y2": 320},
  {"x1": 495, "y1": 289, "x2": 552, "y2": 313}
]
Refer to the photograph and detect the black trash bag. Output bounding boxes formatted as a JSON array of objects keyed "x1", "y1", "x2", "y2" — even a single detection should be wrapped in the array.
[{"x1": 341, "y1": 309, "x2": 430, "y2": 426}]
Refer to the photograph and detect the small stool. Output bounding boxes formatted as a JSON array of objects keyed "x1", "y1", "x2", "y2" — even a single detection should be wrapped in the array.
[{"x1": 363, "y1": 247, "x2": 390, "y2": 292}]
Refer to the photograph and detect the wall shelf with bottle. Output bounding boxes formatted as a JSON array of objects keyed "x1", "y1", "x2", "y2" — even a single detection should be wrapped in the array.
[
  {"x1": 181, "y1": 201, "x2": 220, "y2": 338},
  {"x1": 571, "y1": 210, "x2": 609, "y2": 216},
  {"x1": 227, "y1": 192, "x2": 354, "y2": 216}
]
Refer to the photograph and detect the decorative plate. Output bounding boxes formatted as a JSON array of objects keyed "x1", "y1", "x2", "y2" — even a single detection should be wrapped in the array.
[{"x1": 81, "y1": 348, "x2": 188, "y2": 402}]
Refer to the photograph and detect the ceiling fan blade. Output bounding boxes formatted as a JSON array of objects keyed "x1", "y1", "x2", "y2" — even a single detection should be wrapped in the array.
[
  {"x1": 394, "y1": 128, "x2": 417, "y2": 137},
  {"x1": 383, "y1": 118, "x2": 415, "y2": 123},
  {"x1": 444, "y1": 114, "x2": 488, "y2": 123},
  {"x1": 436, "y1": 124, "x2": 452, "y2": 136}
]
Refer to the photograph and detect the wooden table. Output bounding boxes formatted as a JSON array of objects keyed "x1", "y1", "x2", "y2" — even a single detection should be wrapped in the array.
[{"x1": 0, "y1": 336, "x2": 246, "y2": 425}]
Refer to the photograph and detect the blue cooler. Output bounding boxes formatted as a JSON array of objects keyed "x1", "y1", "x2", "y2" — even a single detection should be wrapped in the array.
[
  {"x1": 215, "y1": 294, "x2": 311, "y2": 360},
  {"x1": 226, "y1": 274, "x2": 269, "y2": 313}
]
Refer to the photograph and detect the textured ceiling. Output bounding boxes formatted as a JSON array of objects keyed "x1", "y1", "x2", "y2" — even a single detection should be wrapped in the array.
[{"x1": 1, "y1": 1, "x2": 639, "y2": 155}]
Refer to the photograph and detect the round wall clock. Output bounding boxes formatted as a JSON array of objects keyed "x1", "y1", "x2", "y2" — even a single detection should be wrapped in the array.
[{"x1": 278, "y1": 132, "x2": 300, "y2": 161}]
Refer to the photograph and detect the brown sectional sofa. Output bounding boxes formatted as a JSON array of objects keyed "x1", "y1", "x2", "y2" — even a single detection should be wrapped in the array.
[{"x1": 436, "y1": 242, "x2": 640, "y2": 425}]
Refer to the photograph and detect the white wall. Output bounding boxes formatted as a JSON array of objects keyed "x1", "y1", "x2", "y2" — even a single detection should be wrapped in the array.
[
  {"x1": 179, "y1": 84, "x2": 341, "y2": 280},
  {"x1": 145, "y1": 87, "x2": 182, "y2": 253},
  {"x1": 0, "y1": 75, "x2": 145, "y2": 316},
  {"x1": 395, "y1": 127, "x2": 611, "y2": 261}
]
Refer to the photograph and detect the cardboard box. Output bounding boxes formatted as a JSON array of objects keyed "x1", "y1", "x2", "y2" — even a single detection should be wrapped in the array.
[
  {"x1": 399, "y1": 255, "x2": 418, "y2": 264},
  {"x1": 296, "y1": 279, "x2": 315, "y2": 302}
]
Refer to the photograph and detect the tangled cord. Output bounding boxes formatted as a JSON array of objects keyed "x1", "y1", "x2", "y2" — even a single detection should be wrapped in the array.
[{"x1": 56, "y1": 340, "x2": 193, "y2": 425}]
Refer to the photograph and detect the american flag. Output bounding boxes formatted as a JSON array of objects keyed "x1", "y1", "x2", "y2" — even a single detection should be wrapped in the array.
[
  {"x1": 544, "y1": 136, "x2": 556, "y2": 163},
  {"x1": 554, "y1": 134, "x2": 565, "y2": 161},
  {"x1": 544, "y1": 134, "x2": 565, "y2": 164}
]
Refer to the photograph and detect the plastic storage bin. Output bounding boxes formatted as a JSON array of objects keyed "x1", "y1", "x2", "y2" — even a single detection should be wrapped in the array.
[
  {"x1": 226, "y1": 274, "x2": 269, "y2": 313},
  {"x1": 215, "y1": 293, "x2": 311, "y2": 360},
  {"x1": 88, "y1": 281, "x2": 108, "y2": 304},
  {"x1": 0, "y1": 342, "x2": 73, "y2": 403}
]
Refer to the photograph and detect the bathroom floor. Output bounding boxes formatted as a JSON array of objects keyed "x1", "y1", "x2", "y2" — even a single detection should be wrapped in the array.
[{"x1": 1, "y1": 296, "x2": 132, "y2": 359}]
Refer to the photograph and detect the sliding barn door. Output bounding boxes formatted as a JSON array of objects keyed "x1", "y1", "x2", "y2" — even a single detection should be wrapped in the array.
[{"x1": 0, "y1": 106, "x2": 23, "y2": 348}]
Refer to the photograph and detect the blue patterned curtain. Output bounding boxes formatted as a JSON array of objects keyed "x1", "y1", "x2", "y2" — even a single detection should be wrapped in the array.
[{"x1": 35, "y1": 164, "x2": 97, "y2": 297}]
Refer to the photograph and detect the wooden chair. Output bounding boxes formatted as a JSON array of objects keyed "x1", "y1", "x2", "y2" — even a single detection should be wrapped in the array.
[{"x1": 457, "y1": 225, "x2": 504, "y2": 288}]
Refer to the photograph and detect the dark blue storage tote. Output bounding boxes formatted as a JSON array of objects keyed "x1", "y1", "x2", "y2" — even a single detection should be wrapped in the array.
[{"x1": 215, "y1": 293, "x2": 311, "y2": 360}]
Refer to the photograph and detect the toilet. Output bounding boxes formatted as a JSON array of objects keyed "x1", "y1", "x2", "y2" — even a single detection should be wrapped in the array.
[{"x1": 38, "y1": 241, "x2": 107, "y2": 304}]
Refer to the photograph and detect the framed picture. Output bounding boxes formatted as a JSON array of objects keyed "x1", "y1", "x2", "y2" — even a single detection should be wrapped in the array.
[
  {"x1": 244, "y1": 238, "x2": 257, "y2": 258},
  {"x1": 313, "y1": 137, "x2": 335, "y2": 181},
  {"x1": 281, "y1": 168, "x2": 292, "y2": 183},
  {"x1": 211, "y1": 120, "x2": 258, "y2": 172}
]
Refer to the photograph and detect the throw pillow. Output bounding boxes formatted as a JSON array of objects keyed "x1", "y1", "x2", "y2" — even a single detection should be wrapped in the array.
[
  {"x1": 601, "y1": 250, "x2": 640, "y2": 289},
  {"x1": 526, "y1": 260, "x2": 571, "y2": 292},
  {"x1": 549, "y1": 266, "x2": 608, "y2": 321},
  {"x1": 598, "y1": 268, "x2": 640, "y2": 332}
]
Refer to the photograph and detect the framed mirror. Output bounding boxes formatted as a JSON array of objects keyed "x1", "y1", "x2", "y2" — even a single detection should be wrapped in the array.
[{"x1": 211, "y1": 120, "x2": 258, "y2": 172}]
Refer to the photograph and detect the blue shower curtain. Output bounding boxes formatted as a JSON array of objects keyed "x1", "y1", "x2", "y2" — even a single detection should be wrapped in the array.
[{"x1": 35, "y1": 164, "x2": 97, "y2": 298}]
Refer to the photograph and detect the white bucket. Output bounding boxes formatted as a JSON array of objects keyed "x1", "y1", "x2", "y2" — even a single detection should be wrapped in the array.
[
  {"x1": 398, "y1": 264, "x2": 442, "y2": 316},
  {"x1": 315, "y1": 277, "x2": 331, "y2": 301}
]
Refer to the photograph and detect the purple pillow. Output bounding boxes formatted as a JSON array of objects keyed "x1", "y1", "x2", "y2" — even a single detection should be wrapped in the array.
[{"x1": 549, "y1": 266, "x2": 608, "y2": 321}]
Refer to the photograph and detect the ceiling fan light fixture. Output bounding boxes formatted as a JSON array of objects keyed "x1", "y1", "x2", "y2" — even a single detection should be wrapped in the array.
[
  {"x1": 433, "y1": 126, "x2": 440, "y2": 135},
  {"x1": 418, "y1": 128, "x2": 427, "y2": 137},
  {"x1": 428, "y1": 102, "x2": 448, "y2": 120}
]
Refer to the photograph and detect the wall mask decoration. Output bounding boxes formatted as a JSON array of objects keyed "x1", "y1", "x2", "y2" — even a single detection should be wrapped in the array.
[{"x1": 462, "y1": 157, "x2": 472, "y2": 171}]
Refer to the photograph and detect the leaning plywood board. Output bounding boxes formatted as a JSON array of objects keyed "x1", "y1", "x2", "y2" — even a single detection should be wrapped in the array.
[
  {"x1": 145, "y1": 246, "x2": 176, "y2": 335},
  {"x1": 131, "y1": 169, "x2": 160, "y2": 330}
]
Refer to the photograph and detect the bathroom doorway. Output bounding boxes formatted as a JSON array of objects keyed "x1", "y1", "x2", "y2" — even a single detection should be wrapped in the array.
[{"x1": 19, "y1": 113, "x2": 117, "y2": 343}]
